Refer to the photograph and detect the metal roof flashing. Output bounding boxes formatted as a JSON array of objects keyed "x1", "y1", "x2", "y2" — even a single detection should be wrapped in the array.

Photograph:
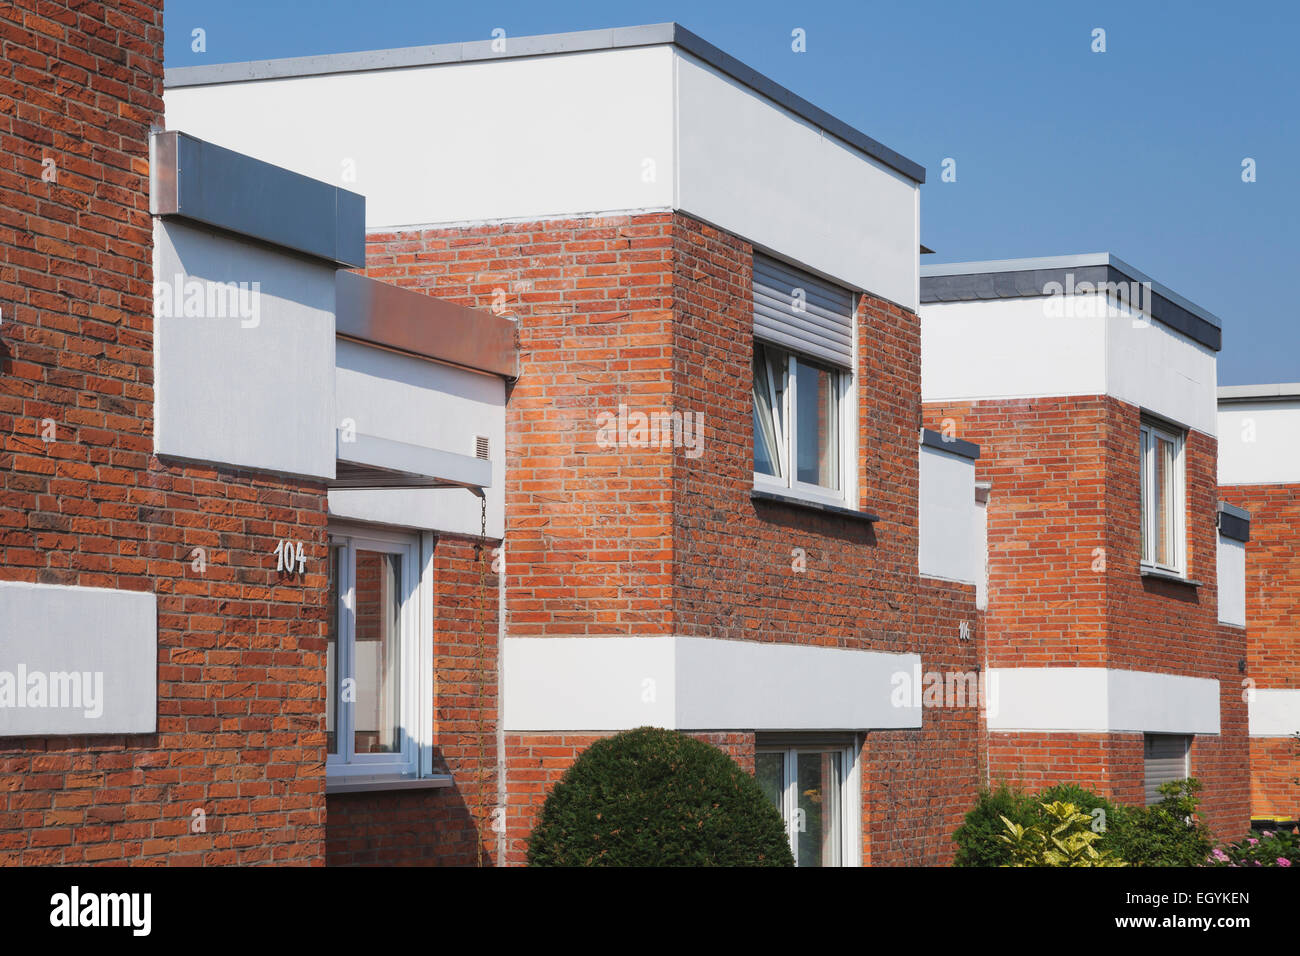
[
  {"x1": 1217, "y1": 383, "x2": 1300, "y2": 404},
  {"x1": 163, "y1": 23, "x2": 925, "y2": 184},
  {"x1": 920, "y1": 253, "x2": 1223, "y2": 352}
]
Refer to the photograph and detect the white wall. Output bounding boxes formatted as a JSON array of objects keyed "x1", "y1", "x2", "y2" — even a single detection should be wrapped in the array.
[
  {"x1": 922, "y1": 297, "x2": 1107, "y2": 403},
  {"x1": 1218, "y1": 400, "x2": 1300, "y2": 484},
  {"x1": 0, "y1": 581, "x2": 156, "y2": 736},
  {"x1": 503, "y1": 636, "x2": 922, "y2": 731},
  {"x1": 1106, "y1": 304, "x2": 1218, "y2": 436},
  {"x1": 328, "y1": 339, "x2": 506, "y2": 537},
  {"x1": 918, "y1": 443, "x2": 978, "y2": 584},
  {"x1": 921, "y1": 294, "x2": 1218, "y2": 436},
  {"x1": 986, "y1": 667, "x2": 1221, "y2": 734},
  {"x1": 165, "y1": 47, "x2": 676, "y2": 229},
  {"x1": 154, "y1": 219, "x2": 337, "y2": 479},
  {"x1": 1217, "y1": 534, "x2": 1246, "y2": 627},
  {"x1": 1249, "y1": 689, "x2": 1300, "y2": 737},
  {"x1": 166, "y1": 44, "x2": 918, "y2": 308},
  {"x1": 674, "y1": 52, "x2": 918, "y2": 308}
]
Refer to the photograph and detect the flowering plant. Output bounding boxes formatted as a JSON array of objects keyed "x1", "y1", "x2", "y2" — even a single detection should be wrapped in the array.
[{"x1": 1206, "y1": 828, "x2": 1300, "y2": 867}]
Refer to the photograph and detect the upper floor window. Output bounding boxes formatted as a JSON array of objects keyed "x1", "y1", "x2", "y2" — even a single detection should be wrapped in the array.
[
  {"x1": 752, "y1": 254, "x2": 854, "y2": 504},
  {"x1": 1139, "y1": 418, "x2": 1186, "y2": 574}
]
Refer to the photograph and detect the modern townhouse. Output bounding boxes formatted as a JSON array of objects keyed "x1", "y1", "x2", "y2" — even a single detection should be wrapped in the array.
[
  {"x1": 2, "y1": 6, "x2": 1271, "y2": 868},
  {"x1": 163, "y1": 23, "x2": 989, "y2": 866},
  {"x1": 1217, "y1": 383, "x2": 1300, "y2": 827},
  {"x1": 919, "y1": 255, "x2": 1250, "y2": 839}
]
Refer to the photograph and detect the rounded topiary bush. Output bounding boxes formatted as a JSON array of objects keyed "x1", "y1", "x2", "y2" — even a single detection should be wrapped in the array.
[{"x1": 526, "y1": 727, "x2": 794, "y2": 867}]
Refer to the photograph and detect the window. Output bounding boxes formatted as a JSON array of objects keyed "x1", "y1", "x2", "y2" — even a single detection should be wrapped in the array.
[
  {"x1": 1139, "y1": 419, "x2": 1185, "y2": 574},
  {"x1": 327, "y1": 527, "x2": 422, "y2": 780},
  {"x1": 751, "y1": 254, "x2": 854, "y2": 506},
  {"x1": 756, "y1": 740, "x2": 858, "y2": 866},
  {"x1": 752, "y1": 342, "x2": 849, "y2": 500},
  {"x1": 1143, "y1": 734, "x2": 1190, "y2": 805}
]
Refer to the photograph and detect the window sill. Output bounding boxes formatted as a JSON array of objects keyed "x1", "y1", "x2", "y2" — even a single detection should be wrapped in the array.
[
  {"x1": 1140, "y1": 568, "x2": 1203, "y2": 587},
  {"x1": 326, "y1": 773, "x2": 454, "y2": 795},
  {"x1": 750, "y1": 488, "x2": 878, "y2": 523}
]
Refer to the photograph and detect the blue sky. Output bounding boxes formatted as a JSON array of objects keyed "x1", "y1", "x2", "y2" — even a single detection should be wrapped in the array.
[{"x1": 164, "y1": 0, "x2": 1298, "y2": 385}]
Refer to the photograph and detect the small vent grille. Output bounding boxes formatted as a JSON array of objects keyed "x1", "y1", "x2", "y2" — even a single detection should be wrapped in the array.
[{"x1": 475, "y1": 436, "x2": 490, "y2": 460}]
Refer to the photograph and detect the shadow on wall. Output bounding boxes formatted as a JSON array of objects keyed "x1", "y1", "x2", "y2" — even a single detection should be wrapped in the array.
[{"x1": 325, "y1": 782, "x2": 495, "y2": 867}]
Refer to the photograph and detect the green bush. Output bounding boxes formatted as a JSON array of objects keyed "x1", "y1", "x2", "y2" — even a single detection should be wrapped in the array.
[
  {"x1": 998, "y1": 801, "x2": 1127, "y2": 867},
  {"x1": 952, "y1": 784, "x2": 1035, "y2": 866},
  {"x1": 1109, "y1": 780, "x2": 1212, "y2": 867},
  {"x1": 954, "y1": 778, "x2": 1210, "y2": 867},
  {"x1": 525, "y1": 727, "x2": 794, "y2": 867}
]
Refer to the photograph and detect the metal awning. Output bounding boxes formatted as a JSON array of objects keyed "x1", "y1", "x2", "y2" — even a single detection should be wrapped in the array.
[{"x1": 331, "y1": 431, "x2": 491, "y2": 492}]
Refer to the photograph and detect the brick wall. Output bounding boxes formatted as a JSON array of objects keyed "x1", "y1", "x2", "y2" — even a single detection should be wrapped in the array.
[
  {"x1": 326, "y1": 532, "x2": 500, "y2": 866},
  {"x1": 0, "y1": 1, "x2": 333, "y2": 864},
  {"x1": 368, "y1": 210, "x2": 981, "y2": 866},
  {"x1": 1220, "y1": 481, "x2": 1300, "y2": 820},
  {"x1": 924, "y1": 396, "x2": 1248, "y2": 840}
]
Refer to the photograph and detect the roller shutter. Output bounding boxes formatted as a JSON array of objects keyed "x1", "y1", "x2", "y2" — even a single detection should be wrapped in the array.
[
  {"x1": 1143, "y1": 734, "x2": 1190, "y2": 805},
  {"x1": 753, "y1": 254, "x2": 854, "y2": 368}
]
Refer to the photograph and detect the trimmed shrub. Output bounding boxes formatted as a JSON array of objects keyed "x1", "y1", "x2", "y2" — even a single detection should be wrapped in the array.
[{"x1": 525, "y1": 727, "x2": 794, "y2": 867}]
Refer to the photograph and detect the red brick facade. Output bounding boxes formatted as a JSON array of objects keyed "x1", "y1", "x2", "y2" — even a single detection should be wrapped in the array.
[
  {"x1": 922, "y1": 395, "x2": 1249, "y2": 839},
  {"x1": 366, "y1": 210, "x2": 982, "y2": 866},
  {"x1": 1219, "y1": 482, "x2": 1300, "y2": 820},
  {"x1": 0, "y1": 0, "x2": 338, "y2": 865}
]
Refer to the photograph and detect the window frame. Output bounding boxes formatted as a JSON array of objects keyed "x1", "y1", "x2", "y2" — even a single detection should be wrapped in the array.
[
  {"x1": 752, "y1": 341, "x2": 855, "y2": 509},
  {"x1": 756, "y1": 739, "x2": 860, "y2": 867},
  {"x1": 1138, "y1": 418, "x2": 1187, "y2": 576},
  {"x1": 327, "y1": 525, "x2": 424, "y2": 782}
]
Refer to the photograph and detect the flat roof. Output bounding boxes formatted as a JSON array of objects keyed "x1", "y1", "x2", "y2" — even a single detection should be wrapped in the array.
[
  {"x1": 1217, "y1": 382, "x2": 1300, "y2": 403},
  {"x1": 163, "y1": 22, "x2": 926, "y2": 184},
  {"x1": 920, "y1": 252, "x2": 1223, "y2": 352},
  {"x1": 920, "y1": 253, "x2": 1221, "y2": 330}
]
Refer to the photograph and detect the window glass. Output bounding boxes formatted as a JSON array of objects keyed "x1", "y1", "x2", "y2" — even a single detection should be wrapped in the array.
[
  {"x1": 796, "y1": 750, "x2": 842, "y2": 867},
  {"x1": 755, "y1": 751, "x2": 785, "y2": 816},
  {"x1": 753, "y1": 344, "x2": 784, "y2": 478},
  {"x1": 795, "y1": 358, "x2": 840, "y2": 490},
  {"x1": 353, "y1": 550, "x2": 402, "y2": 755},
  {"x1": 326, "y1": 545, "x2": 341, "y2": 755},
  {"x1": 1156, "y1": 435, "x2": 1175, "y2": 567}
]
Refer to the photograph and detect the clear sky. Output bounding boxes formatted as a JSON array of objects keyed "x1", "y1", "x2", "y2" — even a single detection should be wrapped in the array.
[{"x1": 163, "y1": 0, "x2": 1298, "y2": 386}]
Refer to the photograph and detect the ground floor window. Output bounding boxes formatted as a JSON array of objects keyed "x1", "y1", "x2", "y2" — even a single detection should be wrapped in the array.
[
  {"x1": 1143, "y1": 733, "x2": 1191, "y2": 805},
  {"x1": 327, "y1": 526, "x2": 422, "y2": 780},
  {"x1": 756, "y1": 737, "x2": 859, "y2": 866}
]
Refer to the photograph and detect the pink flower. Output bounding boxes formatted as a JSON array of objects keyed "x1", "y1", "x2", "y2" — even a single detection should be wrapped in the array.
[
  {"x1": 1262, "y1": 831, "x2": 1276, "y2": 838},
  {"x1": 1211, "y1": 848, "x2": 1230, "y2": 862},
  {"x1": 1247, "y1": 838, "x2": 1259, "y2": 846},
  {"x1": 1278, "y1": 858, "x2": 1292, "y2": 867}
]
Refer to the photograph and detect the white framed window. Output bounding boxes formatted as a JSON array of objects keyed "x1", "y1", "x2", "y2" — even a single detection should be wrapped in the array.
[
  {"x1": 755, "y1": 739, "x2": 860, "y2": 867},
  {"x1": 752, "y1": 341, "x2": 852, "y2": 505},
  {"x1": 327, "y1": 526, "x2": 424, "y2": 781},
  {"x1": 1139, "y1": 419, "x2": 1186, "y2": 575}
]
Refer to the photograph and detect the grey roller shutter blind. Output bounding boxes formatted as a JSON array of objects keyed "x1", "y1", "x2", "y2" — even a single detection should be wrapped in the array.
[
  {"x1": 1143, "y1": 734, "x2": 1190, "y2": 805},
  {"x1": 753, "y1": 254, "x2": 855, "y2": 368}
]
